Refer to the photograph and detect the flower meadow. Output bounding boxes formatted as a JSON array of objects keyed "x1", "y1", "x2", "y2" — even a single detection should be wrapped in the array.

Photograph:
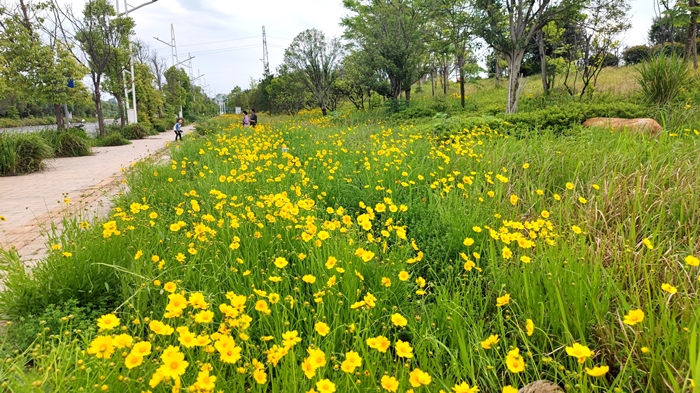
[{"x1": 1, "y1": 111, "x2": 700, "y2": 393}]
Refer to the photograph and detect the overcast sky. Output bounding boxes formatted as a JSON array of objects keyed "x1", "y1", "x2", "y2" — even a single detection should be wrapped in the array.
[{"x1": 57, "y1": 0, "x2": 656, "y2": 97}]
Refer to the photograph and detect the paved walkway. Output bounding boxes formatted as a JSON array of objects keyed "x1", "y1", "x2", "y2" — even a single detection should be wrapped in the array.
[{"x1": 0, "y1": 126, "x2": 192, "y2": 266}]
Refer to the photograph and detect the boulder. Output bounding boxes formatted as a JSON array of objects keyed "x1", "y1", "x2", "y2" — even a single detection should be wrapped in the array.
[
  {"x1": 582, "y1": 117, "x2": 662, "y2": 135},
  {"x1": 519, "y1": 380, "x2": 564, "y2": 393}
]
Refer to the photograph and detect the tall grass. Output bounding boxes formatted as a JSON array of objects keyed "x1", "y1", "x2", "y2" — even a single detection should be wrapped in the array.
[
  {"x1": 0, "y1": 132, "x2": 54, "y2": 176},
  {"x1": 637, "y1": 54, "x2": 690, "y2": 106},
  {"x1": 1, "y1": 112, "x2": 697, "y2": 392},
  {"x1": 37, "y1": 128, "x2": 92, "y2": 158}
]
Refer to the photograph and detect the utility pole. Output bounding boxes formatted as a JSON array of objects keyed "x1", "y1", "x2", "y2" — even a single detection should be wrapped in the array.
[
  {"x1": 262, "y1": 26, "x2": 270, "y2": 76},
  {"x1": 155, "y1": 24, "x2": 184, "y2": 118}
]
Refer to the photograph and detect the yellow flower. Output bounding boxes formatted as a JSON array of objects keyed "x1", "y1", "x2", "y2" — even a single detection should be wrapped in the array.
[
  {"x1": 315, "y1": 321, "x2": 330, "y2": 336},
  {"x1": 642, "y1": 238, "x2": 654, "y2": 250},
  {"x1": 253, "y1": 368, "x2": 267, "y2": 384},
  {"x1": 623, "y1": 309, "x2": 645, "y2": 326},
  {"x1": 398, "y1": 271, "x2": 410, "y2": 281},
  {"x1": 113, "y1": 333, "x2": 133, "y2": 348},
  {"x1": 685, "y1": 255, "x2": 699, "y2": 267},
  {"x1": 302, "y1": 274, "x2": 317, "y2": 284},
  {"x1": 525, "y1": 319, "x2": 535, "y2": 336},
  {"x1": 520, "y1": 256, "x2": 531, "y2": 263},
  {"x1": 541, "y1": 210, "x2": 550, "y2": 218},
  {"x1": 341, "y1": 350, "x2": 362, "y2": 372},
  {"x1": 408, "y1": 368, "x2": 432, "y2": 387},
  {"x1": 255, "y1": 300, "x2": 271, "y2": 315},
  {"x1": 641, "y1": 346, "x2": 650, "y2": 353},
  {"x1": 158, "y1": 349, "x2": 188, "y2": 378},
  {"x1": 163, "y1": 281, "x2": 177, "y2": 293},
  {"x1": 565, "y1": 342, "x2": 593, "y2": 363},
  {"x1": 502, "y1": 246, "x2": 513, "y2": 259},
  {"x1": 480, "y1": 334, "x2": 499, "y2": 349},
  {"x1": 463, "y1": 237, "x2": 475, "y2": 247},
  {"x1": 391, "y1": 313, "x2": 408, "y2": 327},
  {"x1": 381, "y1": 277, "x2": 392, "y2": 287},
  {"x1": 315, "y1": 378, "x2": 336, "y2": 393},
  {"x1": 366, "y1": 336, "x2": 391, "y2": 352},
  {"x1": 566, "y1": 182, "x2": 575, "y2": 190},
  {"x1": 134, "y1": 250, "x2": 143, "y2": 260},
  {"x1": 502, "y1": 386, "x2": 518, "y2": 393},
  {"x1": 87, "y1": 335, "x2": 115, "y2": 359},
  {"x1": 124, "y1": 353, "x2": 143, "y2": 369},
  {"x1": 131, "y1": 341, "x2": 152, "y2": 357},
  {"x1": 274, "y1": 257, "x2": 288, "y2": 269},
  {"x1": 496, "y1": 293, "x2": 510, "y2": 307},
  {"x1": 381, "y1": 375, "x2": 399, "y2": 392},
  {"x1": 585, "y1": 365, "x2": 609, "y2": 377},
  {"x1": 578, "y1": 196, "x2": 587, "y2": 204},
  {"x1": 452, "y1": 382, "x2": 479, "y2": 393},
  {"x1": 505, "y1": 348, "x2": 525, "y2": 373},
  {"x1": 395, "y1": 340, "x2": 414, "y2": 358},
  {"x1": 661, "y1": 283, "x2": 677, "y2": 294},
  {"x1": 509, "y1": 194, "x2": 518, "y2": 205},
  {"x1": 571, "y1": 225, "x2": 582, "y2": 234},
  {"x1": 193, "y1": 310, "x2": 214, "y2": 324},
  {"x1": 96, "y1": 314, "x2": 120, "y2": 331}
]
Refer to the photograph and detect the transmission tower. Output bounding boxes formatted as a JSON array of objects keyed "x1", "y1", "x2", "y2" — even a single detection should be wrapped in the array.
[{"x1": 262, "y1": 26, "x2": 270, "y2": 76}]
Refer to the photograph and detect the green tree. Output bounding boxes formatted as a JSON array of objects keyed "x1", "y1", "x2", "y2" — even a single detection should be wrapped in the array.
[
  {"x1": 473, "y1": 0, "x2": 579, "y2": 113},
  {"x1": 0, "y1": 0, "x2": 88, "y2": 129},
  {"x1": 283, "y1": 29, "x2": 343, "y2": 116},
  {"x1": 433, "y1": 0, "x2": 475, "y2": 107},
  {"x1": 133, "y1": 63, "x2": 163, "y2": 125},
  {"x1": 58, "y1": 0, "x2": 134, "y2": 136},
  {"x1": 266, "y1": 66, "x2": 312, "y2": 115},
  {"x1": 343, "y1": 0, "x2": 430, "y2": 102}
]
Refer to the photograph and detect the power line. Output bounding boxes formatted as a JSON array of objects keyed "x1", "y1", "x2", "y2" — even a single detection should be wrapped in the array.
[{"x1": 153, "y1": 36, "x2": 260, "y2": 51}]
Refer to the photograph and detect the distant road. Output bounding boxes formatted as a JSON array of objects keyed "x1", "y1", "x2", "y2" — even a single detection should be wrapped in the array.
[{"x1": 0, "y1": 120, "x2": 118, "y2": 136}]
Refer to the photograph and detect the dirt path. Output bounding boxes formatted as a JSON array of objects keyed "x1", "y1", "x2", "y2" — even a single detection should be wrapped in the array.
[{"x1": 0, "y1": 126, "x2": 192, "y2": 267}]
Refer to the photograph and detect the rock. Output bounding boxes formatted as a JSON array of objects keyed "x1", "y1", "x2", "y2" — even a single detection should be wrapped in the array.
[
  {"x1": 519, "y1": 380, "x2": 564, "y2": 393},
  {"x1": 582, "y1": 117, "x2": 662, "y2": 135}
]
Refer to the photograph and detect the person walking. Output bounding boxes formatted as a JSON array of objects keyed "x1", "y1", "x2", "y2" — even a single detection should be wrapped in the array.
[
  {"x1": 173, "y1": 118, "x2": 183, "y2": 141},
  {"x1": 250, "y1": 108, "x2": 258, "y2": 128},
  {"x1": 242, "y1": 111, "x2": 250, "y2": 127}
]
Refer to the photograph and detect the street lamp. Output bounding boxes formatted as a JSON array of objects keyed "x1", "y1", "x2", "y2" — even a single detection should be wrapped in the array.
[{"x1": 117, "y1": 0, "x2": 160, "y2": 124}]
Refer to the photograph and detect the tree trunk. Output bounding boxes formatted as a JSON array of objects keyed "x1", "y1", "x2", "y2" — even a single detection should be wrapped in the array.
[
  {"x1": 431, "y1": 68, "x2": 435, "y2": 96},
  {"x1": 116, "y1": 94, "x2": 126, "y2": 127},
  {"x1": 506, "y1": 51, "x2": 525, "y2": 114},
  {"x1": 458, "y1": 55, "x2": 466, "y2": 108},
  {"x1": 54, "y1": 103, "x2": 65, "y2": 131},
  {"x1": 92, "y1": 75, "x2": 105, "y2": 137},
  {"x1": 442, "y1": 65, "x2": 448, "y2": 95},
  {"x1": 495, "y1": 56, "x2": 501, "y2": 88},
  {"x1": 686, "y1": 0, "x2": 699, "y2": 68},
  {"x1": 538, "y1": 30, "x2": 549, "y2": 95},
  {"x1": 321, "y1": 105, "x2": 327, "y2": 116},
  {"x1": 404, "y1": 88, "x2": 411, "y2": 103}
]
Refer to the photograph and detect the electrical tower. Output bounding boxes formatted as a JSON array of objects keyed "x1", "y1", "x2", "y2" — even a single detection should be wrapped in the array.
[{"x1": 262, "y1": 26, "x2": 270, "y2": 76}]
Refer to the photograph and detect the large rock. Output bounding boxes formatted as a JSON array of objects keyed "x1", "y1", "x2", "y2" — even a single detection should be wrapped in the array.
[
  {"x1": 582, "y1": 117, "x2": 662, "y2": 135},
  {"x1": 519, "y1": 380, "x2": 564, "y2": 393}
]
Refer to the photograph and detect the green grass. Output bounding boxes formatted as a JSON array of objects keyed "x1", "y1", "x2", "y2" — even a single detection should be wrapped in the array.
[{"x1": 0, "y1": 107, "x2": 698, "y2": 392}]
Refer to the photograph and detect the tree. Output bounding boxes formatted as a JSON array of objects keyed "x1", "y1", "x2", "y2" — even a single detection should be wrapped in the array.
[
  {"x1": 56, "y1": 0, "x2": 134, "y2": 136},
  {"x1": 266, "y1": 67, "x2": 312, "y2": 115},
  {"x1": 473, "y1": 0, "x2": 577, "y2": 113},
  {"x1": 433, "y1": 0, "x2": 475, "y2": 107},
  {"x1": 562, "y1": 0, "x2": 630, "y2": 98},
  {"x1": 343, "y1": 0, "x2": 429, "y2": 102},
  {"x1": 283, "y1": 29, "x2": 343, "y2": 116},
  {"x1": 163, "y1": 66, "x2": 187, "y2": 118},
  {"x1": 0, "y1": 0, "x2": 88, "y2": 129}
]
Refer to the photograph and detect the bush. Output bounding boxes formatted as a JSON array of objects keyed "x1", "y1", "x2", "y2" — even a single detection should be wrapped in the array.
[
  {"x1": 37, "y1": 129, "x2": 92, "y2": 158},
  {"x1": 2, "y1": 299, "x2": 102, "y2": 354},
  {"x1": 506, "y1": 101, "x2": 649, "y2": 134},
  {"x1": 153, "y1": 119, "x2": 175, "y2": 133},
  {"x1": 637, "y1": 53, "x2": 690, "y2": 106},
  {"x1": 623, "y1": 45, "x2": 651, "y2": 65},
  {"x1": 119, "y1": 123, "x2": 150, "y2": 140},
  {"x1": 651, "y1": 42, "x2": 686, "y2": 58},
  {"x1": 94, "y1": 132, "x2": 131, "y2": 147},
  {"x1": 0, "y1": 132, "x2": 54, "y2": 176}
]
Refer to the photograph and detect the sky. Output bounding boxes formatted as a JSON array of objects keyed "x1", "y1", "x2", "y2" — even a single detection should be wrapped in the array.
[{"x1": 57, "y1": 0, "x2": 656, "y2": 97}]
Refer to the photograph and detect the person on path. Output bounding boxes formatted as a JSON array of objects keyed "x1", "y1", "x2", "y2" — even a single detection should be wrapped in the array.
[
  {"x1": 174, "y1": 118, "x2": 183, "y2": 141},
  {"x1": 250, "y1": 108, "x2": 258, "y2": 128},
  {"x1": 242, "y1": 111, "x2": 250, "y2": 127}
]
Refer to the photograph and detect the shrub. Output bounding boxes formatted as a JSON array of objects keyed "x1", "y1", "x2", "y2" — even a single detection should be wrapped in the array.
[
  {"x1": 37, "y1": 129, "x2": 92, "y2": 158},
  {"x1": 651, "y1": 42, "x2": 686, "y2": 58},
  {"x1": 3, "y1": 299, "x2": 102, "y2": 354},
  {"x1": 623, "y1": 45, "x2": 651, "y2": 65},
  {"x1": 119, "y1": 123, "x2": 150, "y2": 140},
  {"x1": 94, "y1": 132, "x2": 131, "y2": 147},
  {"x1": 0, "y1": 132, "x2": 54, "y2": 176},
  {"x1": 637, "y1": 54, "x2": 690, "y2": 106}
]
